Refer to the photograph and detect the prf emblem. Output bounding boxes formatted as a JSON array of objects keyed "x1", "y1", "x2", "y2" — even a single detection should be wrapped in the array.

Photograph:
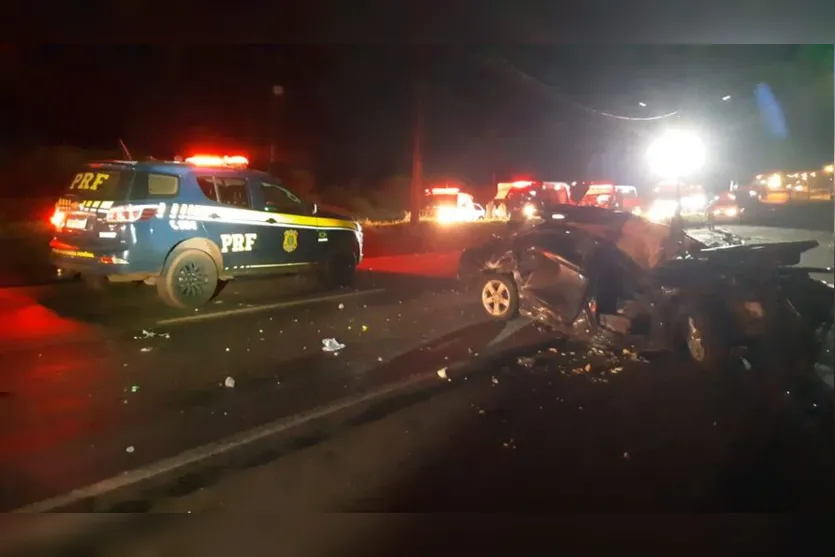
[
  {"x1": 69, "y1": 172, "x2": 111, "y2": 191},
  {"x1": 220, "y1": 233, "x2": 257, "y2": 253},
  {"x1": 283, "y1": 229, "x2": 299, "y2": 253}
]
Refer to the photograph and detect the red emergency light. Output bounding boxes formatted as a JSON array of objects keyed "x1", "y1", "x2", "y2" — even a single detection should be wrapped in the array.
[
  {"x1": 430, "y1": 187, "x2": 460, "y2": 195},
  {"x1": 511, "y1": 181, "x2": 533, "y2": 188},
  {"x1": 185, "y1": 154, "x2": 249, "y2": 168}
]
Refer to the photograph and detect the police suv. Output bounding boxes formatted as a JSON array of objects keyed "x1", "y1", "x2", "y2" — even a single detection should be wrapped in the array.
[{"x1": 49, "y1": 155, "x2": 363, "y2": 309}]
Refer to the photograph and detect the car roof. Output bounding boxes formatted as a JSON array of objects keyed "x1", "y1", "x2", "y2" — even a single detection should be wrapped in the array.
[{"x1": 86, "y1": 160, "x2": 274, "y2": 180}]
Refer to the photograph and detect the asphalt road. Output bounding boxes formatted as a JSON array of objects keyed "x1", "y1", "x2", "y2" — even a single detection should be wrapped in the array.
[
  {"x1": 0, "y1": 224, "x2": 832, "y2": 520},
  {"x1": 0, "y1": 252, "x2": 488, "y2": 511},
  {"x1": 12, "y1": 330, "x2": 834, "y2": 556}
]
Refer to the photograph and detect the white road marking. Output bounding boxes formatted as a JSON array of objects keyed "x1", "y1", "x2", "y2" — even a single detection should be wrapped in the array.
[
  {"x1": 156, "y1": 289, "x2": 385, "y2": 326},
  {"x1": 12, "y1": 315, "x2": 518, "y2": 514},
  {"x1": 12, "y1": 359, "x2": 467, "y2": 513}
]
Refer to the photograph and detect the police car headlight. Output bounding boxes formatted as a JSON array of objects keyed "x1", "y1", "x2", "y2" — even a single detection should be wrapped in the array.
[{"x1": 522, "y1": 203, "x2": 537, "y2": 218}]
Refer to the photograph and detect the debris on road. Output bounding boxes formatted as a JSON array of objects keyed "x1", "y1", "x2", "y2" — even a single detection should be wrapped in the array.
[
  {"x1": 125, "y1": 446, "x2": 135, "y2": 453},
  {"x1": 134, "y1": 329, "x2": 170, "y2": 340},
  {"x1": 437, "y1": 368, "x2": 449, "y2": 380},
  {"x1": 338, "y1": 303, "x2": 345, "y2": 309},
  {"x1": 224, "y1": 377, "x2": 235, "y2": 388},
  {"x1": 491, "y1": 376, "x2": 499, "y2": 385},
  {"x1": 140, "y1": 347, "x2": 153, "y2": 353},
  {"x1": 517, "y1": 356, "x2": 536, "y2": 368},
  {"x1": 741, "y1": 357, "x2": 752, "y2": 370},
  {"x1": 623, "y1": 451, "x2": 630, "y2": 460},
  {"x1": 322, "y1": 338, "x2": 346, "y2": 352}
]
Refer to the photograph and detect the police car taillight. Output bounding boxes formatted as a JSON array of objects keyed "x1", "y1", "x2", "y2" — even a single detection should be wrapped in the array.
[
  {"x1": 106, "y1": 205, "x2": 156, "y2": 223},
  {"x1": 50, "y1": 208, "x2": 67, "y2": 229}
]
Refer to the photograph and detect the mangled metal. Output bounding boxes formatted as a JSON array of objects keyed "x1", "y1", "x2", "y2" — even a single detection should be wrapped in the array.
[{"x1": 460, "y1": 206, "x2": 834, "y2": 371}]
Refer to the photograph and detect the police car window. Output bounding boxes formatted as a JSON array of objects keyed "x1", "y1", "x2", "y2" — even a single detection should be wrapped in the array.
[
  {"x1": 65, "y1": 168, "x2": 128, "y2": 199},
  {"x1": 261, "y1": 182, "x2": 303, "y2": 213},
  {"x1": 148, "y1": 174, "x2": 179, "y2": 196},
  {"x1": 196, "y1": 176, "x2": 218, "y2": 201},
  {"x1": 215, "y1": 178, "x2": 250, "y2": 208}
]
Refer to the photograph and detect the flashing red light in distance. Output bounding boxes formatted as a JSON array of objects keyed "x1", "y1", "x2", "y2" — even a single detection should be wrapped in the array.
[
  {"x1": 511, "y1": 181, "x2": 533, "y2": 188},
  {"x1": 430, "y1": 187, "x2": 460, "y2": 195},
  {"x1": 185, "y1": 155, "x2": 249, "y2": 167}
]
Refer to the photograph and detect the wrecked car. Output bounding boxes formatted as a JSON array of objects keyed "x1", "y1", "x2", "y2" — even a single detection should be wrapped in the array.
[{"x1": 458, "y1": 205, "x2": 834, "y2": 369}]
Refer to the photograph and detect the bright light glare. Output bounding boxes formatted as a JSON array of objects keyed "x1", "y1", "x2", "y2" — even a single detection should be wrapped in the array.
[
  {"x1": 680, "y1": 193, "x2": 706, "y2": 211},
  {"x1": 436, "y1": 206, "x2": 460, "y2": 224},
  {"x1": 646, "y1": 130, "x2": 705, "y2": 179},
  {"x1": 766, "y1": 173, "x2": 782, "y2": 189},
  {"x1": 722, "y1": 95, "x2": 731, "y2": 101},
  {"x1": 50, "y1": 209, "x2": 66, "y2": 229},
  {"x1": 825, "y1": 164, "x2": 834, "y2": 174},
  {"x1": 646, "y1": 200, "x2": 678, "y2": 222},
  {"x1": 522, "y1": 203, "x2": 537, "y2": 218},
  {"x1": 436, "y1": 205, "x2": 480, "y2": 224}
]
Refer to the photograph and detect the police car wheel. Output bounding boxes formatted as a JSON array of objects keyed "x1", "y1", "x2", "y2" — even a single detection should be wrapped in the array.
[{"x1": 157, "y1": 249, "x2": 218, "y2": 309}]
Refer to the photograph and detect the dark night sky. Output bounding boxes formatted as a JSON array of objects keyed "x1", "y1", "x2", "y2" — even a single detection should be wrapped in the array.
[{"x1": 2, "y1": 45, "x2": 832, "y2": 196}]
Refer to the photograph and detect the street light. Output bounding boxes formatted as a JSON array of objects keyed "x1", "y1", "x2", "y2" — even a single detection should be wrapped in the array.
[{"x1": 646, "y1": 129, "x2": 705, "y2": 180}]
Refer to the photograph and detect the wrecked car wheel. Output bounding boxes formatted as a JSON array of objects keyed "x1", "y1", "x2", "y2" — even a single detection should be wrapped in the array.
[
  {"x1": 480, "y1": 274, "x2": 519, "y2": 320},
  {"x1": 680, "y1": 306, "x2": 731, "y2": 369}
]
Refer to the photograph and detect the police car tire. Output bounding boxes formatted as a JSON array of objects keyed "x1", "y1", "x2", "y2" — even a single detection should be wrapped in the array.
[{"x1": 156, "y1": 249, "x2": 219, "y2": 309}]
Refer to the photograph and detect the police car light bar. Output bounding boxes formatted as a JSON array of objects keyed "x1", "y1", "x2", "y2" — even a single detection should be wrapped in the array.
[
  {"x1": 430, "y1": 187, "x2": 460, "y2": 195},
  {"x1": 185, "y1": 155, "x2": 249, "y2": 167}
]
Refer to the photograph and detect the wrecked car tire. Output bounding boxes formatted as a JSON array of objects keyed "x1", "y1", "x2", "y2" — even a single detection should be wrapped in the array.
[
  {"x1": 679, "y1": 304, "x2": 732, "y2": 369},
  {"x1": 479, "y1": 273, "x2": 519, "y2": 321}
]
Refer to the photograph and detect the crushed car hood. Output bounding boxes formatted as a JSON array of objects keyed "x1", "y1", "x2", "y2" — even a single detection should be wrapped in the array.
[{"x1": 537, "y1": 207, "x2": 703, "y2": 270}]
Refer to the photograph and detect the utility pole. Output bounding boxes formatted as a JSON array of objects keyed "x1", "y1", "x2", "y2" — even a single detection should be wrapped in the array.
[
  {"x1": 270, "y1": 84, "x2": 284, "y2": 175},
  {"x1": 410, "y1": 54, "x2": 425, "y2": 225}
]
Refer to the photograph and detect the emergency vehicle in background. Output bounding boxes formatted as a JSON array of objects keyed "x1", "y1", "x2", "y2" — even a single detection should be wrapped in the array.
[
  {"x1": 634, "y1": 181, "x2": 708, "y2": 223},
  {"x1": 575, "y1": 182, "x2": 639, "y2": 212},
  {"x1": 423, "y1": 186, "x2": 485, "y2": 223},
  {"x1": 49, "y1": 154, "x2": 362, "y2": 309},
  {"x1": 734, "y1": 164, "x2": 834, "y2": 204},
  {"x1": 487, "y1": 180, "x2": 572, "y2": 221}
]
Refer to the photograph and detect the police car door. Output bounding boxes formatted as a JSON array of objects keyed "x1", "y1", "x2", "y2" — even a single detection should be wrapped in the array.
[
  {"x1": 254, "y1": 180, "x2": 317, "y2": 267},
  {"x1": 194, "y1": 174, "x2": 261, "y2": 270}
]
